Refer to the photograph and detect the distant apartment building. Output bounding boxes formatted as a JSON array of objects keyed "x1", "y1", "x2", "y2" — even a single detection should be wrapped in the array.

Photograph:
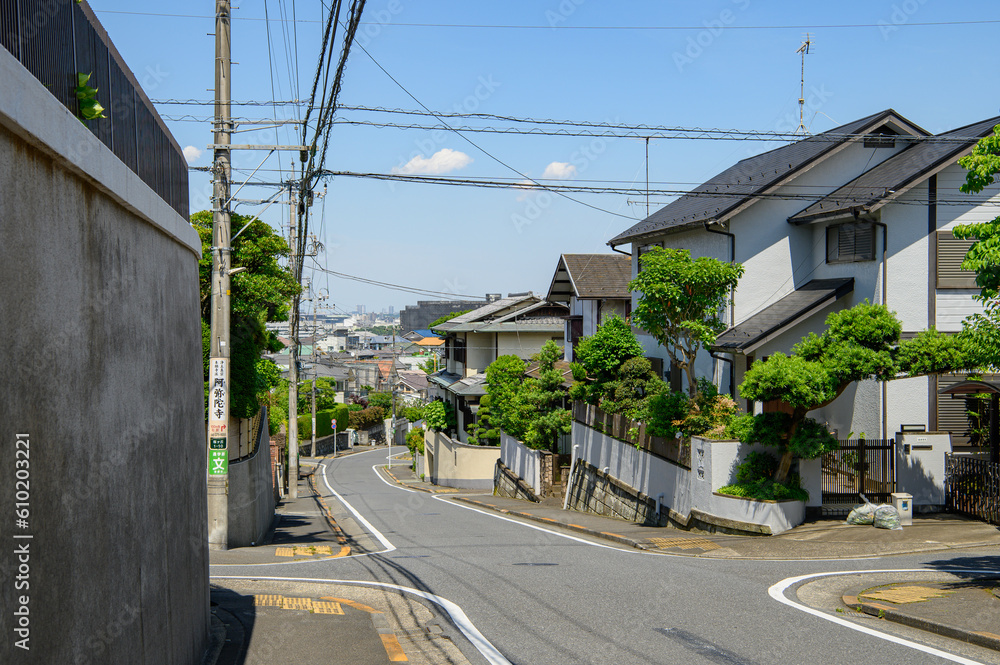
[{"x1": 399, "y1": 295, "x2": 502, "y2": 334}]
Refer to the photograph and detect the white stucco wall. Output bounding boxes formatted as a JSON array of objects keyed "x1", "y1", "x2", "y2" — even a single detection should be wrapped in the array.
[
  {"x1": 497, "y1": 331, "x2": 560, "y2": 359},
  {"x1": 464, "y1": 331, "x2": 493, "y2": 374}
]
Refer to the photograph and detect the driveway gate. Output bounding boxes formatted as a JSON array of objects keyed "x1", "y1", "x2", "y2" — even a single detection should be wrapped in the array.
[
  {"x1": 821, "y1": 439, "x2": 895, "y2": 512},
  {"x1": 945, "y1": 454, "x2": 1000, "y2": 525}
]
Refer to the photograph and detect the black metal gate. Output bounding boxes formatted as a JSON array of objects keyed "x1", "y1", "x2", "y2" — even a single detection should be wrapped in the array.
[
  {"x1": 821, "y1": 439, "x2": 895, "y2": 511},
  {"x1": 945, "y1": 454, "x2": 1000, "y2": 525}
]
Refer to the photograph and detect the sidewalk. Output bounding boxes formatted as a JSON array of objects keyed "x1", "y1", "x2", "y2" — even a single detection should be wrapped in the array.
[{"x1": 207, "y1": 450, "x2": 472, "y2": 665}]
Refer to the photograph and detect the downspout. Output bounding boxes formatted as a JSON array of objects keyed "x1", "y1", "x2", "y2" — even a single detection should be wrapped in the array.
[
  {"x1": 705, "y1": 221, "x2": 737, "y2": 397},
  {"x1": 870, "y1": 216, "x2": 888, "y2": 441},
  {"x1": 609, "y1": 243, "x2": 630, "y2": 256}
]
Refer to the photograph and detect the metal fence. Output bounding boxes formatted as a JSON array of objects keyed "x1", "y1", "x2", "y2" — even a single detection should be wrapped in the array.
[
  {"x1": 945, "y1": 454, "x2": 1000, "y2": 525},
  {"x1": 821, "y1": 439, "x2": 895, "y2": 510},
  {"x1": 0, "y1": 0, "x2": 188, "y2": 218}
]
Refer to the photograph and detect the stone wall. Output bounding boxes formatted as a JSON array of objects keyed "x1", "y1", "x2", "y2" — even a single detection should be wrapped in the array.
[
  {"x1": 565, "y1": 460, "x2": 660, "y2": 525},
  {"x1": 0, "y1": 46, "x2": 208, "y2": 663},
  {"x1": 494, "y1": 460, "x2": 540, "y2": 502}
]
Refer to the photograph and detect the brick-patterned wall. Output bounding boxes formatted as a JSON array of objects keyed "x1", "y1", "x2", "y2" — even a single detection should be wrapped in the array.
[
  {"x1": 566, "y1": 459, "x2": 660, "y2": 525},
  {"x1": 538, "y1": 451, "x2": 554, "y2": 497},
  {"x1": 494, "y1": 460, "x2": 540, "y2": 502}
]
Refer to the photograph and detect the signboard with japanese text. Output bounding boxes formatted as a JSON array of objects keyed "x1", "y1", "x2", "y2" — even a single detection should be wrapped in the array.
[{"x1": 207, "y1": 357, "x2": 228, "y2": 476}]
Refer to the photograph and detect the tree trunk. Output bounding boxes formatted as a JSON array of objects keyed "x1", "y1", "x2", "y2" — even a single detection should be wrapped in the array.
[
  {"x1": 773, "y1": 409, "x2": 807, "y2": 483},
  {"x1": 774, "y1": 449, "x2": 795, "y2": 484}
]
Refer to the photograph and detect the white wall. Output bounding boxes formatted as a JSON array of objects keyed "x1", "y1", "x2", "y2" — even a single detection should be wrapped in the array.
[
  {"x1": 500, "y1": 432, "x2": 541, "y2": 494},
  {"x1": 497, "y1": 331, "x2": 559, "y2": 359},
  {"x1": 464, "y1": 331, "x2": 493, "y2": 374}
]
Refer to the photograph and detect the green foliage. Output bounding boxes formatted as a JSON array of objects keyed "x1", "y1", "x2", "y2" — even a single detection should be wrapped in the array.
[
  {"x1": 485, "y1": 354, "x2": 529, "y2": 437},
  {"x1": 736, "y1": 451, "x2": 779, "y2": 484},
  {"x1": 75, "y1": 72, "x2": 106, "y2": 120},
  {"x1": 297, "y1": 406, "x2": 346, "y2": 438},
  {"x1": 629, "y1": 247, "x2": 744, "y2": 397},
  {"x1": 595, "y1": 356, "x2": 665, "y2": 421},
  {"x1": 417, "y1": 356, "x2": 439, "y2": 374},
  {"x1": 738, "y1": 301, "x2": 969, "y2": 479},
  {"x1": 406, "y1": 427, "x2": 425, "y2": 456},
  {"x1": 367, "y1": 392, "x2": 393, "y2": 410},
  {"x1": 193, "y1": 210, "x2": 299, "y2": 421},
  {"x1": 717, "y1": 479, "x2": 808, "y2": 502},
  {"x1": 428, "y1": 309, "x2": 472, "y2": 332},
  {"x1": 648, "y1": 378, "x2": 739, "y2": 439},
  {"x1": 348, "y1": 405, "x2": 386, "y2": 430},
  {"x1": 423, "y1": 400, "x2": 456, "y2": 433},
  {"x1": 574, "y1": 316, "x2": 645, "y2": 382},
  {"x1": 467, "y1": 396, "x2": 500, "y2": 446},
  {"x1": 402, "y1": 404, "x2": 425, "y2": 423}
]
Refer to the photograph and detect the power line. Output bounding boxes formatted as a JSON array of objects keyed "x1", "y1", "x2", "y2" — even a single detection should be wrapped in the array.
[
  {"x1": 93, "y1": 10, "x2": 1000, "y2": 31},
  {"x1": 307, "y1": 259, "x2": 484, "y2": 299}
]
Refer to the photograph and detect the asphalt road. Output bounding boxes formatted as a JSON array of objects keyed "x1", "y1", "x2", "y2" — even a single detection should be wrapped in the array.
[{"x1": 211, "y1": 447, "x2": 1000, "y2": 665}]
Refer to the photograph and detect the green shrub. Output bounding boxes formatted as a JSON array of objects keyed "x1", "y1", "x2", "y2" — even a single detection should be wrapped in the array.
[
  {"x1": 349, "y1": 405, "x2": 386, "y2": 430},
  {"x1": 718, "y1": 479, "x2": 808, "y2": 502},
  {"x1": 402, "y1": 404, "x2": 425, "y2": 423},
  {"x1": 648, "y1": 379, "x2": 738, "y2": 439},
  {"x1": 424, "y1": 400, "x2": 456, "y2": 433},
  {"x1": 296, "y1": 405, "x2": 351, "y2": 438},
  {"x1": 736, "y1": 450, "x2": 779, "y2": 484},
  {"x1": 368, "y1": 391, "x2": 393, "y2": 410},
  {"x1": 406, "y1": 427, "x2": 425, "y2": 456}
]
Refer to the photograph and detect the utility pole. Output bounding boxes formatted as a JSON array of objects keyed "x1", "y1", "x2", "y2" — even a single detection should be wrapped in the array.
[
  {"x1": 287, "y1": 184, "x2": 300, "y2": 499},
  {"x1": 207, "y1": 0, "x2": 232, "y2": 551}
]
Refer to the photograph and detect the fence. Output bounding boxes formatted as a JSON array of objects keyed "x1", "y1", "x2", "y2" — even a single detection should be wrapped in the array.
[
  {"x1": 822, "y1": 439, "x2": 895, "y2": 510},
  {"x1": 572, "y1": 401, "x2": 690, "y2": 469},
  {"x1": 0, "y1": 0, "x2": 188, "y2": 217},
  {"x1": 945, "y1": 454, "x2": 1000, "y2": 525}
]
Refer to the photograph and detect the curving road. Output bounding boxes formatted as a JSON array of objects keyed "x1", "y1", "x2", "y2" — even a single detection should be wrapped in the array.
[{"x1": 211, "y1": 447, "x2": 1000, "y2": 665}]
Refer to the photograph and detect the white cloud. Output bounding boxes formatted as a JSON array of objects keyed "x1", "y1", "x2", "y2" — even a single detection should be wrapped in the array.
[
  {"x1": 542, "y1": 161, "x2": 576, "y2": 179},
  {"x1": 182, "y1": 145, "x2": 202, "y2": 163},
  {"x1": 392, "y1": 148, "x2": 472, "y2": 175}
]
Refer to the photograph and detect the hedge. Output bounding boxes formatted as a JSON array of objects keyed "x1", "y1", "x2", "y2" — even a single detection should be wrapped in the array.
[{"x1": 297, "y1": 404, "x2": 350, "y2": 438}]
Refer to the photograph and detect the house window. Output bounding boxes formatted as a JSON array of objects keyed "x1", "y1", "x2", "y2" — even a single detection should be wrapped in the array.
[
  {"x1": 936, "y1": 231, "x2": 978, "y2": 289},
  {"x1": 454, "y1": 339, "x2": 467, "y2": 364},
  {"x1": 827, "y1": 222, "x2": 875, "y2": 263}
]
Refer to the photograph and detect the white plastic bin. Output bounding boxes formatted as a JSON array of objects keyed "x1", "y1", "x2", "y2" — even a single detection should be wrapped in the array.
[{"x1": 891, "y1": 492, "x2": 913, "y2": 526}]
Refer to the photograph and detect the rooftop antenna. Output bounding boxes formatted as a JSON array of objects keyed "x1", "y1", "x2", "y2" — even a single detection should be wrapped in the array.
[{"x1": 795, "y1": 33, "x2": 813, "y2": 135}]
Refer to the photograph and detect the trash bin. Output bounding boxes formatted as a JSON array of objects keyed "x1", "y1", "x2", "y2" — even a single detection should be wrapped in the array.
[{"x1": 891, "y1": 492, "x2": 913, "y2": 526}]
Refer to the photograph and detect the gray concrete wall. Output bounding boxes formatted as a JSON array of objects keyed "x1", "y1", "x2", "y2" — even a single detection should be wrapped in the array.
[
  {"x1": 228, "y1": 410, "x2": 276, "y2": 548},
  {"x1": 0, "y1": 46, "x2": 208, "y2": 663}
]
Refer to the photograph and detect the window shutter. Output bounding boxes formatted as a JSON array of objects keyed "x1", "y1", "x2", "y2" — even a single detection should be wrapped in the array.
[
  {"x1": 827, "y1": 223, "x2": 876, "y2": 263},
  {"x1": 937, "y1": 232, "x2": 979, "y2": 288}
]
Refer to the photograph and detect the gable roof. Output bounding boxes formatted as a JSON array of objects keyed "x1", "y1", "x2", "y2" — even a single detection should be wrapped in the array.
[
  {"x1": 436, "y1": 294, "x2": 538, "y2": 330},
  {"x1": 547, "y1": 254, "x2": 632, "y2": 302},
  {"x1": 434, "y1": 294, "x2": 567, "y2": 333},
  {"x1": 608, "y1": 109, "x2": 927, "y2": 247},
  {"x1": 789, "y1": 116, "x2": 1000, "y2": 224}
]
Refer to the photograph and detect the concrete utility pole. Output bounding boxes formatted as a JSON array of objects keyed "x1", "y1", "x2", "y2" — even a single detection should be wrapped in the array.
[
  {"x1": 287, "y1": 184, "x2": 300, "y2": 499},
  {"x1": 207, "y1": 0, "x2": 232, "y2": 551}
]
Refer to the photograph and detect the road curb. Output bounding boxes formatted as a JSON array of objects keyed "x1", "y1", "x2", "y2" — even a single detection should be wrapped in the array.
[{"x1": 842, "y1": 594, "x2": 1000, "y2": 652}]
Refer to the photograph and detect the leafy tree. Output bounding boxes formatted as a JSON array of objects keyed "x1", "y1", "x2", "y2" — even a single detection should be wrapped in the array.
[
  {"x1": 592, "y1": 356, "x2": 666, "y2": 420},
  {"x1": 367, "y1": 391, "x2": 393, "y2": 410},
  {"x1": 648, "y1": 378, "x2": 738, "y2": 439},
  {"x1": 574, "y1": 315, "x2": 645, "y2": 383},
  {"x1": 737, "y1": 302, "x2": 970, "y2": 481},
  {"x1": 629, "y1": 247, "x2": 744, "y2": 399},
  {"x1": 424, "y1": 400, "x2": 456, "y2": 433},
  {"x1": 348, "y1": 405, "x2": 386, "y2": 430},
  {"x1": 952, "y1": 124, "x2": 1000, "y2": 368},
  {"x1": 484, "y1": 355, "x2": 530, "y2": 438},
  {"x1": 467, "y1": 396, "x2": 500, "y2": 446},
  {"x1": 519, "y1": 341, "x2": 573, "y2": 452},
  {"x1": 193, "y1": 210, "x2": 299, "y2": 418}
]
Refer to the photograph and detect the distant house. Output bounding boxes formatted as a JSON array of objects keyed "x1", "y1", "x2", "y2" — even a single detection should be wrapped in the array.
[
  {"x1": 395, "y1": 370, "x2": 430, "y2": 403},
  {"x1": 429, "y1": 293, "x2": 569, "y2": 441},
  {"x1": 607, "y1": 108, "x2": 1000, "y2": 442},
  {"x1": 545, "y1": 253, "x2": 632, "y2": 361}
]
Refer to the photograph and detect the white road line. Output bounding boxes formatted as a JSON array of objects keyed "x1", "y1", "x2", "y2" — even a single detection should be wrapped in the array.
[
  {"x1": 322, "y1": 461, "x2": 396, "y2": 552},
  {"x1": 212, "y1": 574, "x2": 512, "y2": 665},
  {"x1": 769, "y1": 569, "x2": 999, "y2": 665}
]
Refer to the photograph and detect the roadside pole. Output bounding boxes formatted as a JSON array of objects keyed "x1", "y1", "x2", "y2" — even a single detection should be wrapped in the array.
[
  {"x1": 287, "y1": 185, "x2": 300, "y2": 499},
  {"x1": 207, "y1": 0, "x2": 232, "y2": 551}
]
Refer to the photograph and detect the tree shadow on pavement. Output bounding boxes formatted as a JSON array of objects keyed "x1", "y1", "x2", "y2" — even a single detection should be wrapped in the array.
[{"x1": 921, "y1": 554, "x2": 1000, "y2": 578}]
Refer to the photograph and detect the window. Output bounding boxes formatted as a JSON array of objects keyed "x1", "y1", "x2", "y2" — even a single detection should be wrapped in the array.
[
  {"x1": 453, "y1": 338, "x2": 467, "y2": 364},
  {"x1": 936, "y1": 231, "x2": 978, "y2": 289},
  {"x1": 827, "y1": 222, "x2": 875, "y2": 263}
]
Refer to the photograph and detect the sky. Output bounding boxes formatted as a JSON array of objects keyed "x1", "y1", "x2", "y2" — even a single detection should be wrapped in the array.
[{"x1": 88, "y1": 1, "x2": 1000, "y2": 314}]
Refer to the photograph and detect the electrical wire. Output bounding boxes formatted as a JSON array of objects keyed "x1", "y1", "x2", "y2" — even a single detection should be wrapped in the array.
[{"x1": 307, "y1": 258, "x2": 484, "y2": 299}]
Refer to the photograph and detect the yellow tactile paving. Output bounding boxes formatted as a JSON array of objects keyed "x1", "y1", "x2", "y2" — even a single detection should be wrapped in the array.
[
  {"x1": 321, "y1": 596, "x2": 381, "y2": 614},
  {"x1": 281, "y1": 596, "x2": 315, "y2": 611},
  {"x1": 253, "y1": 594, "x2": 284, "y2": 607},
  {"x1": 274, "y1": 547, "x2": 297, "y2": 557},
  {"x1": 861, "y1": 585, "x2": 955, "y2": 604},
  {"x1": 311, "y1": 601, "x2": 345, "y2": 615},
  {"x1": 274, "y1": 545, "x2": 344, "y2": 558},
  {"x1": 646, "y1": 537, "x2": 722, "y2": 551}
]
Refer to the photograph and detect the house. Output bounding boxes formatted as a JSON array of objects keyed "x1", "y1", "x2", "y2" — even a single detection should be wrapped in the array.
[
  {"x1": 545, "y1": 253, "x2": 632, "y2": 361},
  {"x1": 608, "y1": 109, "x2": 1000, "y2": 442},
  {"x1": 429, "y1": 293, "x2": 569, "y2": 440},
  {"x1": 395, "y1": 370, "x2": 430, "y2": 403}
]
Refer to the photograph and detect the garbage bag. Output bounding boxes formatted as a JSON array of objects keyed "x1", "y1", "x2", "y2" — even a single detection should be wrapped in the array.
[
  {"x1": 873, "y1": 504, "x2": 903, "y2": 530},
  {"x1": 846, "y1": 502, "x2": 876, "y2": 525}
]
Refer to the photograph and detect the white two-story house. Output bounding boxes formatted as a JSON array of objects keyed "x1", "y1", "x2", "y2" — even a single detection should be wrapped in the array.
[{"x1": 608, "y1": 109, "x2": 1000, "y2": 443}]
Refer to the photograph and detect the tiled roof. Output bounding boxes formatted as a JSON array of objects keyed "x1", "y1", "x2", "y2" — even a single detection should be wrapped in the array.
[
  {"x1": 547, "y1": 254, "x2": 631, "y2": 302},
  {"x1": 789, "y1": 116, "x2": 1000, "y2": 223},
  {"x1": 436, "y1": 294, "x2": 538, "y2": 329},
  {"x1": 608, "y1": 110, "x2": 927, "y2": 246}
]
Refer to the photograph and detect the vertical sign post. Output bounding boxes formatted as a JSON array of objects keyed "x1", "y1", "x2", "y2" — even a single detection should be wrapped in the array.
[{"x1": 208, "y1": 358, "x2": 229, "y2": 477}]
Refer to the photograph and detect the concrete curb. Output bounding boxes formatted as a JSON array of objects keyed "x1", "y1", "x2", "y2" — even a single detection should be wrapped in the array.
[{"x1": 842, "y1": 594, "x2": 1000, "y2": 652}]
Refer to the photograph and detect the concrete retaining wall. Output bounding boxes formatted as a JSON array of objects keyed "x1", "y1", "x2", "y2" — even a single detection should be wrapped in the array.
[
  {"x1": 228, "y1": 409, "x2": 276, "y2": 547},
  {"x1": 0, "y1": 46, "x2": 208, "y2": 663},
  {"x1": 426, "y1": 431, "x2": 501, "y2": 489}
]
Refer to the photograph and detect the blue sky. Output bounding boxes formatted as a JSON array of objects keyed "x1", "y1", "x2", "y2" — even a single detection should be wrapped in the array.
[{"x1": 89, "y1": 1, "x2": 1000, "y2": 313}]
